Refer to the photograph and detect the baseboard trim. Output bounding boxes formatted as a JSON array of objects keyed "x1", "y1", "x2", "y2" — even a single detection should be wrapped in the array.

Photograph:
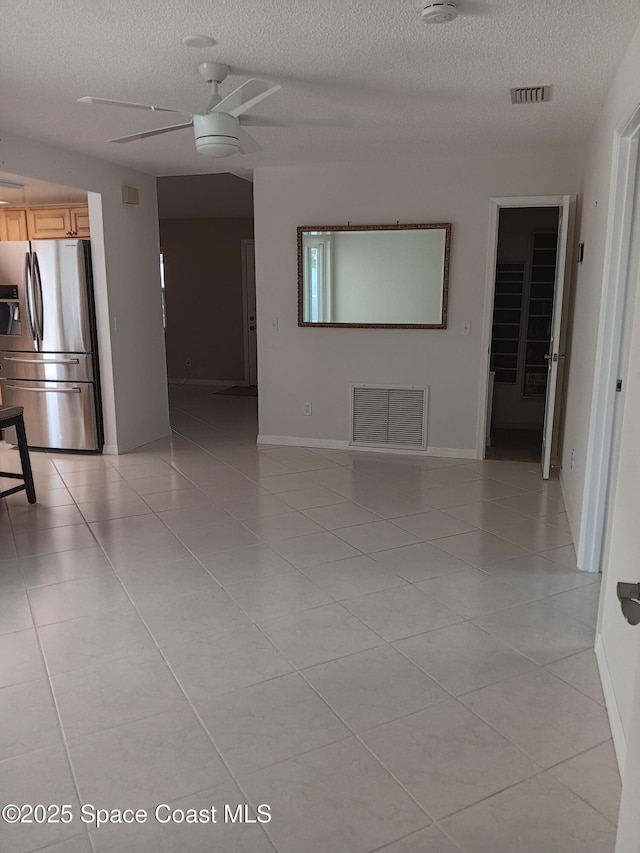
[
  {"x1": 102, "y1": 444, "x2": 119, "y2": 456},
  {"x1": 595, "y1": 633, "x2": 626, "y2": 776},
  {"x1": 558, "y1": 470, "x2": 584, "y2": 568},
  {"x1": 426, "y1": 446, "x2": 478, "y2": 459},
  {"x1": 257, "y1": 435, "x2": 347, "y2": 450},
  {"x1": 257, "y1": 434, "x2": 477, "y2": 459},
  {"x1": 168, "y1": 378, "x2": 248, "y2": 387}
]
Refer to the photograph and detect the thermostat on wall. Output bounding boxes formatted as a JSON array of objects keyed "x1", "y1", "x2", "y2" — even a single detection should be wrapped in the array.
[{"x1": 122, "y1": 186, "x2": 140, "y2": 205}]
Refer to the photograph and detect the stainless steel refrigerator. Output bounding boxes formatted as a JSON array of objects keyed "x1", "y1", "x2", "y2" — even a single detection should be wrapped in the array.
[{"x1": 0, "y1": 239, "x2": 103, "y2": 451}]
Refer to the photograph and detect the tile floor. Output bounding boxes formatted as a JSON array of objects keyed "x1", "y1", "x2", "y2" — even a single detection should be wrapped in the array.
[{"x1": 0, "y1": 386, "x2": 621, "y2": 852}]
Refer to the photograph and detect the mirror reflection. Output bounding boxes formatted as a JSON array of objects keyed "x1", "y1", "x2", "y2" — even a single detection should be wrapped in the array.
[{"x1": 298, "y1": 223, "x2": 451, "y2": 328}]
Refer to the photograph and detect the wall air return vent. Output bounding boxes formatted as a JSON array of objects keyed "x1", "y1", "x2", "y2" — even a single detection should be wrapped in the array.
[
  {"x1": 510, "y1": 85, "x2": 552, "y2": 105},
  {"x1": 350, "y1": 385, "x2": 428, "y2": 451}
]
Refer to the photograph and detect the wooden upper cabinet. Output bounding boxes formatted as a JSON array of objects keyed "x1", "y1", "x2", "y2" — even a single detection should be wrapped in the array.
[
  {"x1": 0, "y1": 204, "x2": 90, "y2": 240},
  {"x1": 27, "y1": 206, "x2": 73, "y2": 239},
  {"x1": 69, "y1": 205, "x2": 90, "y2": 237},
  {"x1": 0, "y1": 208, "x2": 28, "y2": 241}
]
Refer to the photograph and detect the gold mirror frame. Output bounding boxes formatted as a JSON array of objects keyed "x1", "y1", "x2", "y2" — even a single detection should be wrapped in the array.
[{"x1": 297, "y1": 222, "x2": 451, "y2": 329}]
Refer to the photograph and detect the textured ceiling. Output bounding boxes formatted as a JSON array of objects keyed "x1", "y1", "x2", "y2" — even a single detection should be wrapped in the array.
[{"x1": 2, "y1": 0, "x2": 639, "y2": 180}]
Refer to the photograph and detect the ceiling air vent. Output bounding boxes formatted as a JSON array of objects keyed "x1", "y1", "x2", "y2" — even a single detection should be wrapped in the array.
[{"x1": 510, "y1": 86, "x2": 552, "y2": 105}]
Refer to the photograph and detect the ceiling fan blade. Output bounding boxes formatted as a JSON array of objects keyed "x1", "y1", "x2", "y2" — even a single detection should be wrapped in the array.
[
  {"x1": 110, "y1": 121, "x2": 193, "y2": 144},
  {"x1": 239, "y1": 115, "x2": 352, "y2": 128},
  {"x1": 235, "y1": 127, "x2": 262, "y2": 155},
  {"x1": 78, "y1": 96, "x2": 191, "y2": 115},
  {"x1": 212, "y1": 79, "x2": 281, "y2": 118}
]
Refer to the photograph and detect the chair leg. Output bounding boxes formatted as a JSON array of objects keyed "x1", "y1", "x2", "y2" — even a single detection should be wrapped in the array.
[{"x1": 15, "y1": 417, "x2": 36, "y2": 504}]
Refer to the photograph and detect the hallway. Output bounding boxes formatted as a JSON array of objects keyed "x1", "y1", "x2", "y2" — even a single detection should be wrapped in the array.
[{"x1": 0, "y1": 385, "x2": 620, "y2": 852}]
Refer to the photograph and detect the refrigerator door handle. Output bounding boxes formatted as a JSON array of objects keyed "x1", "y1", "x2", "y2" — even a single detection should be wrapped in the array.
[
  {"x1": 6, "y1": 384, "x2": 82, "y2": 394},
  {"x1": 4, "y1": 356, "x2": 80, "y2": 365},
  {"x1": 23, "y1": 252, "x2": 37, "y2": 345},
  {"x1": 32, "y1": 252, "x2": 44, "y2": 344}
]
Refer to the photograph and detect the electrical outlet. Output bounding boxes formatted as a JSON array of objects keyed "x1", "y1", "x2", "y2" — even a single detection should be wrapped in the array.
[
  {"x1": 271, "y1": 318, "x2": 279, "y2": 331},
  {"x1": 303, "y1": 402, "x2": 312, "y2": 416},
  {"x1": 462, "y1": 320, "x2": 471, "y2": 336},
  {"x1": 185, "y1": 357, "x2": 192, "y2": 367}
]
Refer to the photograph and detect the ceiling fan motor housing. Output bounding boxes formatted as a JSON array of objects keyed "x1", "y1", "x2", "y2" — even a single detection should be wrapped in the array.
[
  {"x1": 193, "y1": 112, "x2": 240, "y2": 157},
  {"x1": 421, "y1": 1, "x2": 458, "y2": 23}
]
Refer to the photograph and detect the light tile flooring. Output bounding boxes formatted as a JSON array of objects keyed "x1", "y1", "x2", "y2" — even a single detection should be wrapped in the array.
[{"x1": 0, "y1": 386, "x2": 621, "y2": 853}]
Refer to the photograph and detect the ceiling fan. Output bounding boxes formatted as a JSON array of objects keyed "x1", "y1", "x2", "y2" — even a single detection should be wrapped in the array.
[{"x1": 79, "y1": 62, "x2": 311, "y2": 158}]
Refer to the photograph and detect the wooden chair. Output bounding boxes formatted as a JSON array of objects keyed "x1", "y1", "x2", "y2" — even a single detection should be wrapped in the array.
[{"x1": 0, "y1": 406, "x2": 36, "y2": 503}]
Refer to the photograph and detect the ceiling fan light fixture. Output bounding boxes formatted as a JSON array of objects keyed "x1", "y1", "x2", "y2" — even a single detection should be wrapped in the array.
[
  {"x1": 81, "y1": 66, "x2": 283, "y2": 157},
  {"x1": 193, "y1": 112, "x2": 241, "y2": 157},
  {"x1": 195, "y1": 139, "x2": 240, "y2": 158}
]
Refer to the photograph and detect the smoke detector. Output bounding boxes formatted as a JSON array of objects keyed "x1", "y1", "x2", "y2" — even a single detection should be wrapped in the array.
[{"x1": 421, "y1": 1, "x2": 458, "y2": 23}]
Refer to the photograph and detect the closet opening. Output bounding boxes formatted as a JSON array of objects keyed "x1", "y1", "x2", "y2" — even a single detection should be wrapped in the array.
[{"x1": 487, "y1": 206, "x2": 560, "y2": 462}]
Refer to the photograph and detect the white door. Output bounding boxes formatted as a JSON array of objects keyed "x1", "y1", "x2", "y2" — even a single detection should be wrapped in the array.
[
  {"x1": 596, "y1": 244, "x2": 640, "y2": 849},
  {"x1": 605, "y1": 355, "x2": 640, "y2": 851},
  {"x1": 242, "y1": 240, "x2": 257, "y2": 386},
  {"x1": 541, "y1": 194, "x2": 574, "y2": 478},
  {"x1": 616, "y1": 659, "x2": 640, "y2": 852},
  {"x1": 479, "y1": 196, "x2": 576, "y2": 461}
]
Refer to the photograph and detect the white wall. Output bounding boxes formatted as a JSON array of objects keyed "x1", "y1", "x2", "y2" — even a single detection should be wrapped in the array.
[
  {"x1": 561, "y1": 24, "x2": 640, "y2": 535},
  {"x1": 0, "y1": 130, "x2": 170, "y2": 453},
  {"x1": 562, "y1": 23, "x2": 640, "y2": 769},
  {"x1": 254, "y1": 151, "x2": 582, "y2": 452}
]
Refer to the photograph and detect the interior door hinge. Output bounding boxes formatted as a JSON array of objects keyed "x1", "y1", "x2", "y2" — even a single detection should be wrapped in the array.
[{"x1": 616, "y1": 380, "x2": 623, "y2": 392}]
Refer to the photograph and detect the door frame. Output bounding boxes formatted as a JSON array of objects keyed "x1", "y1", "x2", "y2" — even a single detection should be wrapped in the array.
[
  {"x1": 578, "y1": 107, "x2": 640, "y2": 574},
  {"x1": 588, "y1": 100, "x2": 640, "y2": 853},
  {"x1": 476, "y1": 196, "x2": 574, "y2": 463},
  {"x1": 241, "y1": 239, "x2": 257, "y2": 387}
]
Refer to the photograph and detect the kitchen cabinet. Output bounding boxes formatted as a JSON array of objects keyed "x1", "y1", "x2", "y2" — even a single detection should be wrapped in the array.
[
  {"x1": 69, "y1": 205, "x2": 90, "y2": 237},
  {"x1": 27, "y1": 206, "x2": 71, "y2": 239},
  {"x1": 0, "y1": 208, "x2": 28, "y2": 241},
  {"x1": 16, "y1": 205, "x2": 90, "y2": 240},
  {"x1": 1, "y1": 205, "x2": 90, "y2": 240}
]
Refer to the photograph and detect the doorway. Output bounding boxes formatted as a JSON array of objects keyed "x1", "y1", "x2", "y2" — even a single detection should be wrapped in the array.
[
  {"x1": 479, "y1": 195, "x2": 574, "y2": 477},
  {"x1": 156, "y1": 173, "x2": 255, "y2": 395},
  {"x1": 241, "y1": 239, "x2": 258, "y2": 389},
  {"x1": 487, "y1": 207, "x2": 560, "y2": 461}
]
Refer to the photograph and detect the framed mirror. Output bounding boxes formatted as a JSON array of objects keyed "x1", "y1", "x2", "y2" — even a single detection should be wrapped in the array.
[{"x1": 297, "y1": 222, "x2": 451, "y2": 329}]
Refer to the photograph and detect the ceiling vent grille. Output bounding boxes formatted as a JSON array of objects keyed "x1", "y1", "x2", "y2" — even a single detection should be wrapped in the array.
[
  {"x1": 510, "y1": 86, "x2": 552, "y2": 105},
  {"x1": 350, "y1": 385, "x2": 428, "y2": 451}
]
